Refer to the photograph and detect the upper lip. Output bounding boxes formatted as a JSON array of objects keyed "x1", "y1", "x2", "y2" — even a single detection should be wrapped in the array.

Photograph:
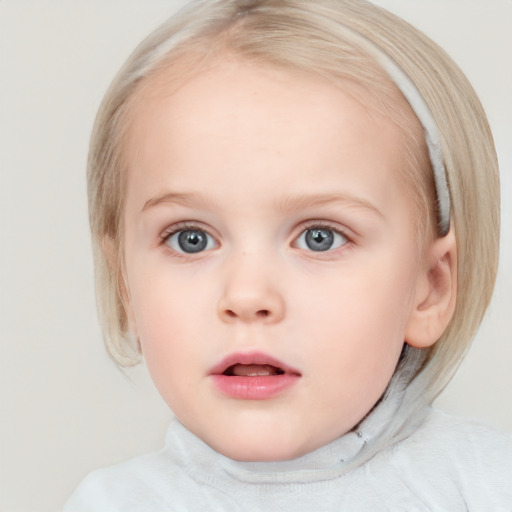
[{"x1": 209, "y1": 351, "x2": 301, "y2": 376}]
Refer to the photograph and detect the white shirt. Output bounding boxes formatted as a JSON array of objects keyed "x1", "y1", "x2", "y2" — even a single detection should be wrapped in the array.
[{"x1": 64, "y1": 404, "x2": 512, "y2": 511}]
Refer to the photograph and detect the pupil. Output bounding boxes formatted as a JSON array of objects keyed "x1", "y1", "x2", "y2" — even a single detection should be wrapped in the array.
[
  {"x1": 305, "y1": 228, "x2": 333, "y2": 251},
  {"x1": 178, "y1": 230, "x2": 207, "y2": 253}
]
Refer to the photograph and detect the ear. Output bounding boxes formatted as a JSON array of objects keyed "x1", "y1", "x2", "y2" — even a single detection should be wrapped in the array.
[
  {"x1": 101, "y1": 235, "x2": 139, "y2": 338},
  {"x1": 405, "y1": 229, "x2": 457, "y2": 348}
]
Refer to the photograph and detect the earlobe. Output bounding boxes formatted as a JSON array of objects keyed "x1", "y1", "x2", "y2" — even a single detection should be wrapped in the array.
[{"x1": 405, "y1": 229, "x2": 457, "y2": 349}]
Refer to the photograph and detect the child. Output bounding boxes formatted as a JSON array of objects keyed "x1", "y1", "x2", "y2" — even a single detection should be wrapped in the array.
[{"x1": 65, "y1": 0, "x2": 512, "y2": 509}]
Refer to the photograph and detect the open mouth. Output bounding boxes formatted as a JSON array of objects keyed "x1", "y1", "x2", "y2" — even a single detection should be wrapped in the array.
[
  {"x1": 210, "y1": 352, "x2": 300, "y2": 399},
  {"x1": 222, "y1": 364, "x2": 286, "y2": 377},
  {"x1": 211, "y1": 351, "x2": 300, "y2": 377}
]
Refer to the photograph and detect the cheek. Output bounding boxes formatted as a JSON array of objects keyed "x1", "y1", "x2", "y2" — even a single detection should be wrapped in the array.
[
  {"x1": 126, "y1": 260, "x2": 219, "y2": 379},
  {"x1": 133, "y1": 288, "x2": 203, "y2": 407},
  {"x1": 132, "y1": 278, "x2": 199, "y2": 348},
  {"x1": 296, "y1": 256, "x2": 415, "y2": 332},
  {"x1": 292, "y1": 258, "x2": 416, "y2": 375}
]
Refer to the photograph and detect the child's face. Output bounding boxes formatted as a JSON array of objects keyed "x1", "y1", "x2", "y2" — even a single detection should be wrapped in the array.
[{"x1": 121, "y1": 60, "x2": 427, "y2": 461}]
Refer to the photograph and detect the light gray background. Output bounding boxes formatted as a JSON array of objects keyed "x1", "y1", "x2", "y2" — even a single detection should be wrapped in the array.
[{"x1": 0, "y1": 1, "x2": 510, "y2": 511}]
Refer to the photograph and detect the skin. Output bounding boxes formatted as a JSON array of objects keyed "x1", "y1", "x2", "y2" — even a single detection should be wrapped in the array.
[{"x1": 121, "y1": 59, "x2": 455, "y2": 462}]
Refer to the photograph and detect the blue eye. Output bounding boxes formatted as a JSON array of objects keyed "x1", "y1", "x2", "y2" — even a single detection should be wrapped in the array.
[
  {"x1": 296, "y1": 227, "x2": 347, "y2": 252},
  {"x1": 166, "y1": 228, "x2": 216, "y2": 254}
]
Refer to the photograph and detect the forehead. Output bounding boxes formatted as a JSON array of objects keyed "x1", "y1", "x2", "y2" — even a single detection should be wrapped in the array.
[
  {"x1": 130, "y1": 61, "x2": 386, "y2": 146},
  {"x1": 128, "y1": 50, "x2": 416, "y2": 129},
  {"x1": 119, "y1": 59, "x2": 419, "y2": 236}
]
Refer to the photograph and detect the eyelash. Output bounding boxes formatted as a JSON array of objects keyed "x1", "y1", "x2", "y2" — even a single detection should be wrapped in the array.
[
  {"x1": 293, "y1": 221, "x2": 351, "y2": 252},
  {"x1": 299, "y1": 221, "x2": 349, "y2": 239},
  {"x1": 160, "y1": 222, "x2": 215, "y2": 243},
  {"x1": 159, "y1": 221, "x2": 352, "y2": 255}
]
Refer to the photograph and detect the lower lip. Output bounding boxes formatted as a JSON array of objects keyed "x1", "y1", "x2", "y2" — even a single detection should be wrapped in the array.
[{"x1": 210, "y1": 374, "x2": 299, "y2": 400}]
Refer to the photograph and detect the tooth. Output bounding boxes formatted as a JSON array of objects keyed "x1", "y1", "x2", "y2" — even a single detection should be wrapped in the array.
[{"x1": 230, "y1": 364, "x2": 281, "y2": 377}]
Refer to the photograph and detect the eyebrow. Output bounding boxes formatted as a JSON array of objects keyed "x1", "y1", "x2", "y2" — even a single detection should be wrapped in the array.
[
  {"x1": 142, "y1": 190, "x2": 383, "y2": 219},
  {"x1": 276, "y1": 193, "x2": 384, "y2": 219},
  {"x1": 141, "y1": 192, "x2": 215, "y2": 212}
]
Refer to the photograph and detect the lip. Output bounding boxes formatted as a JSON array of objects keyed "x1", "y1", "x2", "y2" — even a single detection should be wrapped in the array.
[{"x1": 209, "y1": 351, "x2": 301, "y2": 400}]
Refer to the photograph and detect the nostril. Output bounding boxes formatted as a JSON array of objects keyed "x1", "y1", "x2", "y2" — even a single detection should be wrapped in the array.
[{"x1": 224, "y1": 309, "x2": 270, "y2": 319}]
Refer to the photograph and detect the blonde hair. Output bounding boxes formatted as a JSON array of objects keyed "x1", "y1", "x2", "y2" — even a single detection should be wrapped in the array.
[{"x1": 88, "y1": 0, "x2": 499, "y2": 403}]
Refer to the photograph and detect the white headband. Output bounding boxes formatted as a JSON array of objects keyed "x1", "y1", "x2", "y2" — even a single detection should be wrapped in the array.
[
  {"x1": 375, "y1": 51, "x2": 451, "y2": 236},
  {"x1": 352, "y1": 37, "x2": 451, "y2": 236}
]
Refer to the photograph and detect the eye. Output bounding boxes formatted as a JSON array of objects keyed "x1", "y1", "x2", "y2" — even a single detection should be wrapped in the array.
[
  {"x1": 295, "y1": 227, "x2": 348, "y2": 252},
  {"x1": 165, "y1": 228, "x2": 217, "y2": 254}
]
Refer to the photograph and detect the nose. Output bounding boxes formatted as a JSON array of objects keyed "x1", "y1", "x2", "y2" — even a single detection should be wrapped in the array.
[{"x1": 217, "y1": 254, "x2": 285, "y2": 324}]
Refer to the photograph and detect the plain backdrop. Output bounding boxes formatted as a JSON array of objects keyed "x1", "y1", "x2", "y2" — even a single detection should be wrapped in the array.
[{"x1": 0, "y1": 1, "x2": 510, "y2": 511}]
